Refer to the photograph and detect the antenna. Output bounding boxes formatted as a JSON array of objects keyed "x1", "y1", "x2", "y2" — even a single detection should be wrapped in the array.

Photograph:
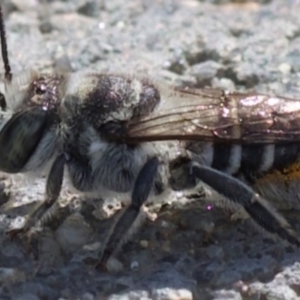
[{"x1": 0, "y1": 3, "x2": 12, "y2": 83}]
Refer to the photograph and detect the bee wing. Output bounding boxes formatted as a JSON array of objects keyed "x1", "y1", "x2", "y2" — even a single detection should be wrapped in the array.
[
  {"x1": 0, "y1": 109, "x2": 49, "y2": 173},
  {"x1": 126, "y1": 87, "x2": 300, "y2": 144}
]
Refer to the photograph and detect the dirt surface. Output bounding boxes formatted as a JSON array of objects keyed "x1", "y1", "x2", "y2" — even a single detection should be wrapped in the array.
[{"x1": 1, "y1": 0, "x2": 300, "y2": 299}]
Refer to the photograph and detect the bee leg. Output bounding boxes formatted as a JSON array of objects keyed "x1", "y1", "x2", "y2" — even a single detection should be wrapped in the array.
[
  {"x1": 96, "y1": 156, "x2": 159, "y2": 270},
  {"x1": 191, "y1": 163, "x2": 300, "y2": 247},
  {"x1": 8, "y1": 154, "x2": 65, "y2": 238}
]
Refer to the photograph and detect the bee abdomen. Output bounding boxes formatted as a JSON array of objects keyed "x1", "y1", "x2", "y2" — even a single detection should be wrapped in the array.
[
  {"x1": 207, "y1": 143, "x2": 274, "y2": 175},
  {"x1": 211, "y1": 144, "x2": 241, "y2": 174},
  {"x1": 191, "y1": 142, "x2": 300, "y2": 179},
  {"x1": 273, "y1": 143, "x2": 300, "y2": 169},
  {"x1": 240, "y1": 143, "x2": 300, "y2": 179}
]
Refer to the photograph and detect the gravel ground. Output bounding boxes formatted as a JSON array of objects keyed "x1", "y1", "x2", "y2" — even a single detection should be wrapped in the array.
[{"x1": 1, "y1": 0, "x2": 300, "y2": 299}]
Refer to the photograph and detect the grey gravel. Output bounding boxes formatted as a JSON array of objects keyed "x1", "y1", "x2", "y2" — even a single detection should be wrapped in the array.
[{"x1": 1, "y1": 0, "x2": 300, "y2": 299}]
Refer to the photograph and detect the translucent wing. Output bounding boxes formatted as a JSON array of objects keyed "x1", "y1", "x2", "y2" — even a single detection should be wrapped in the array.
[{"x1": 125, "y1": 87, "x2": 300, "y2": 144}]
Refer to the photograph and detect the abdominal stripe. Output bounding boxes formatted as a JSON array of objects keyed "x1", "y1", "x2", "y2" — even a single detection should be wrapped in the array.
[{"x1": 210, "y1": 143, "x2": 278, "y2": 176}]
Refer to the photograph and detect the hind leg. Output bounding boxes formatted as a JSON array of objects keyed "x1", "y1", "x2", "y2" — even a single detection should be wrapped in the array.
[{"x1": 191, "y1": 163, "x2": 300, "y2": 247}]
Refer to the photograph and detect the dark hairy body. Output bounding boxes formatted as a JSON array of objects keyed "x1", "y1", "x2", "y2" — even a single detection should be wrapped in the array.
[{"x1": 1, "y1": 4, "x2": 300, "y2": 270}]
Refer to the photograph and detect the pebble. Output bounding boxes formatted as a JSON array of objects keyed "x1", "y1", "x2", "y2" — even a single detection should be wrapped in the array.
[
  {"x1": 39, "y1": 21, "x2": 53, "y2": 34},
  {"x1": 108, "y1": 291, "x2": 150, "y2": 300},
  {"x1": 187, "y1": 60, "x2": 224, "y2": 85},
  {"x1": 152, "y1": 288, "x2": 193, "y2": 300},
  {"x1": 106, "y1": 257, "x2": 124, "y2": 273},
  {"x1": 130, "y1": 261, "x2": 139, "y2": 271},
  {"x1": 211, "y1": 77, "x2": 236, "y2": 91},
  {"x1": 54, "y1": 213, "x2": 93, "y2": 255},
  {"x1": 212, "y1": 290, "x2": 242, "y2": 300},
  {"x1": 11, "y1": 0, "x2": 38, "y2": 11},
  {"x1": 264, "y1": 286, "x2": 297, "y2": 300},
  {"x1": 278, "y1": 63, "x2": 291, "y2": 75},
  {"x1": 0, "y1": 268, "x2": 25, "y2": 285},
  {"x1": 82, "y1": 292, "x2": 95, "y2": 300},
  {"x1": 77, "y1": 1, "x2": 98, "y2": 17},
  {"x1": 140, "y1": 240, "x2": 149, "y2": 248}
]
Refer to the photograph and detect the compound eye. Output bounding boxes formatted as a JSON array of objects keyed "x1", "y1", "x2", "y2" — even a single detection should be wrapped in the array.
[
  {"x1": 0, "y1": 109, "x2": 49, "y2": 173},
  {"x1": 0, "y1": 92, "x2": 6, "y2": 110}
]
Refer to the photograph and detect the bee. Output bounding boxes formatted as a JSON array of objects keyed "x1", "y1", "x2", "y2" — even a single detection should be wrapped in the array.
[{"x1": 0, "y1": 3, "x2": 300, "y2": 271}]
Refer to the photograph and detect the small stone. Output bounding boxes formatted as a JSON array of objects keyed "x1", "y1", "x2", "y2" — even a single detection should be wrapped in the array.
[
  {"x1": 234, "y1": 280, "x2": 250, "y2": 296},
  {"x1": 39, "y1": 21, "x2": 53, "y2": 34},
  {"x1": 278, "y1": 63, "x2": 291, "y2": 75},
  {"x1": 82, "y1": 292, "x2": 95, "y2": 300},
  {"x1": 0, "y1": 268, "x2": 25, "y2": 285},
  {"x1": 130, "y1": 261, "x2": 139, "y2": 271},
  {"x1": 9, "y1": 216, "x2": 26, "y2": 231},
  {"x1": 211, "y1": 77, "x2": 236, "y2": 91},
  {"x1": 140, "y1": 240, "x2": 149, "y2": 248},
  {"x1": 106, "y1": 257, "x2": 124, "y2": 273},
  {"x1": 212, "y1": 289, "x2": 242, "y2": 300},
  {"x1": 187, "y1": 60, "x2": 224, "y2": 86},
  {"x1": 77, "y1": 1, "x2": 98, "y2": 17},
  {"x1": 265, "y1": 286, "x2": 297, "y2": 300},
  {"x1": 11, "y1": 0, "x2": 37, "y2": 11},
  {"x1": 108, "y1": 290, "x2": 150, "y2": 300},
  {"x1": 55, "y1": 213, "x2": 93, "y2": 255},
  {"x1": 83, "y1": 242, "x2": 101, "y2": 251},
  {"x1": 152, "y1": 288, "x2": 193, "y2": 300}
]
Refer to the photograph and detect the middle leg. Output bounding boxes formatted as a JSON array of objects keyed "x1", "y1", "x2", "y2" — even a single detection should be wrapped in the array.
[{"x1": 96, "y1": 156, "x2": 160, "y2": 269}]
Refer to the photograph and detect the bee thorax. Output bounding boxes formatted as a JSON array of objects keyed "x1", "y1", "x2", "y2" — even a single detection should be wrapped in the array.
[
  {"x1": 64, "y1": 124, "x2": 154, "y2": 197},
  {"x1": 63, "y1": 73, "x2": 160, "y2": 127}
]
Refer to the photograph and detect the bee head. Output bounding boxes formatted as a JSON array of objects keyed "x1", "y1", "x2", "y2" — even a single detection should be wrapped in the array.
[{"x1": 0, "y1": 4, "x2": 59, "y2": 173}]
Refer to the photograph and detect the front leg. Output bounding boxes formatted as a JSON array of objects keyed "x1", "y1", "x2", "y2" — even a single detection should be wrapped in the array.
[
  {"x1": 191, "y1": 163, "x2": 300, "y2": 247},
  {"x1": 96, "y1": 156, "x2": 159, "y2": 269},
  {"x1": 8, "y1": 154, "x2": 65, "y2": 238}
]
